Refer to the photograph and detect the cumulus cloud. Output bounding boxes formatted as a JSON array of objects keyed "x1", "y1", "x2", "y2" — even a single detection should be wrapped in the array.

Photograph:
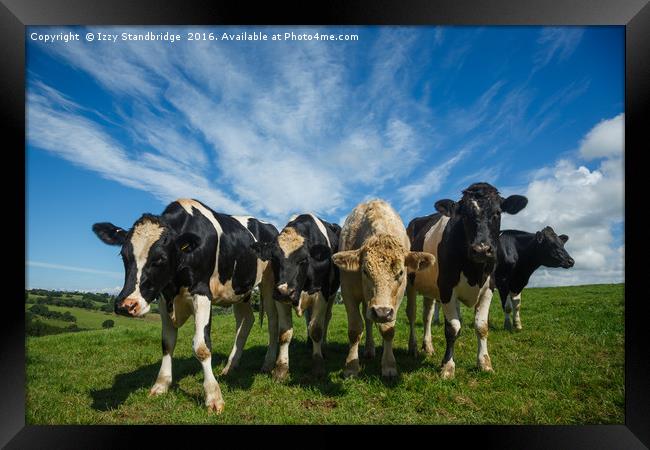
[
  {"x1": 579, "y1": 113, "x2": 624, "y2": 160},
  {"x1": 501, "y1": 114, "x2": 624, "y2": 287}
]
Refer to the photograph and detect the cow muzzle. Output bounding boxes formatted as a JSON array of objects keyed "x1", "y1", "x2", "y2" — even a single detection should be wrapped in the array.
[
  {"x1": 368, "y1": 305, "x2": 395, "y2": 323},
  {"x1": 561, "y1": 257, "x2": 575, "y2": 268},
  {"x1": 273, "y1": 283, "x2": 297, "y2": 304},
  {"x1": 469, "y1": 242, "x2": 494, "y2": 263},
  {"x1": 115, "y1": 297, "x2": 149, "y2": 317}
]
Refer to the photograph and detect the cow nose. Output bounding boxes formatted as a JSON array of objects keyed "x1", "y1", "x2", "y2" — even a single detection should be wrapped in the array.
[
  {"x1": 566, "y1": 258, "x2": 575, "y2": 267},
  {"x1": 277, "y1": 283, "x2": 294, "y2": 297},
  {"x1": 370, "y1": 306, "x2": 394, "y2": 323},
  {"x1": 471, "y1": 242, "x2": 493, "y2": 256},
  {"x1": 116, "y1": 298, "x2": 139, "y2": 316}
]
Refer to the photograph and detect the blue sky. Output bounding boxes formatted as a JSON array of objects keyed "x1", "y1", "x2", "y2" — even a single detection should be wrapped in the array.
[{"x1": 26, "y1": 26, "x2": 624, "y2": 292}]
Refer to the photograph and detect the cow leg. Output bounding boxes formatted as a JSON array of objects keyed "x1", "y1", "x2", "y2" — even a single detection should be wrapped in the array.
[
  {"x1": 474, "y1": 289, "x2": 494, "y2": 372},
  {"x1": 343, "y1": 297, "x2": 363, "y2": 378},
  {"x1": 272, "y1": 302, "x2": 293, "y2": 381},
  {"x1": 379, "y1": 322, "x2": 397, "y2": 378},
  {"x1": 440, "y1": 293, "x2": 461, "y2": 380},
  {"x1": 150, "y1": 301, "x2": 178, "y2": 396},
  {"x1": 192, "y1": 294, "x2": 224, "y2": 413},
  {"x1": 221, "y1": 300, "x2": 254, "y2": 375},
  {"x1": 406, "y1": 284, "x2": 418, "y2": 357},
  {"x1": 304, "y1": 306, "x2": 313, "y2": 346},
  {"x1": 504, "y1": 292, "x2": 513, "y2": 330},
  {"x1": 422, "y1": 297, "x2": 435, "y2": 355},
  {"x1": 362, "y1": 301, "x2": 375, "y2": 359},
  {"x1": 309, "y1": 292, "x2": 328, "y2": 376},
  {"x1": 323, "y1": 295, "x2": 335, "y2": 351},
  {"x1": 433, "y1": 299, "x2": 441, "y2": 325},
  {"x1": 260, "y1": 268, "x2": 279, "y2": 373},
  {"x1": 512, "y1": 292, "x2": 522, "y2": 330}
]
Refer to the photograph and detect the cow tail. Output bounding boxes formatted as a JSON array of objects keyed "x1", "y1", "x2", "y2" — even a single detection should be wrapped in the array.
[{"x1": 259, "y1": 291, "x2": 264, "y2": 328}]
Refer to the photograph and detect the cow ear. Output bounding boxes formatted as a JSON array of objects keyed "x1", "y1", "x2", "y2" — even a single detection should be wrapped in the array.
[
  {"x1": 404, "y1": 251, "x2": 435, "y2": 273},
  {"x1": 434, "y1": 199, "x2": 456, "y2": 217},
  {"x1": 559, "y1": 234, "x2": 569, "y2": 243},
  {"x1": 331, "y1": 250, "x2": 361, "y2": 272},
  {"x1": 176, "y1": 232, "x2": 201, "y2": 253},
  {"x1": 93, "y1": 222, "x2": 128, "y2": 246},
  {"x1": 501, "y1": 195, "x2": 528, "y2": 214},
  {"x1": 536, "y1": 231, "x2": 544, "y2": 243},
  {"x1": 251, "y1": 242, "x2": 274, "y2": 261},
  {"x1": 309, "y1": 244, "x2": 331, "y2": 262}
]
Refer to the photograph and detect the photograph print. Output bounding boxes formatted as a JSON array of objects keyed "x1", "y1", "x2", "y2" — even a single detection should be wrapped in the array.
[{"x1": 25, "y1": 25, "x2": 624, "y2": 424}]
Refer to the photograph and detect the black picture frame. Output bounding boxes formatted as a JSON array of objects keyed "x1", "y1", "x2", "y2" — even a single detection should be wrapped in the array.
[{"x1": 3, "y1": 0, "x2": 648, "y2": 447}]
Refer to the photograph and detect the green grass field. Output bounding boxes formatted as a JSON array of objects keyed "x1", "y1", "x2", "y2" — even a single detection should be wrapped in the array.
[{"x1": 26, "y1": 283, "x2": 624, "y2": 424}]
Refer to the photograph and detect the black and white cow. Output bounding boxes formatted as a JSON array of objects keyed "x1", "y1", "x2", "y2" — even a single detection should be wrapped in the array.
[
  {"x1": 405, "y1": 183, "x2": 527, "y2": 379},
  {"x1": 92, "y1": 198, "x2": 278, "y2": 413},
  {"x1": 495, "y1": 227, "x2": 574, "y2": 330},
  {"x1": 251, "y1": 214, "x2": 341, "y2": 379}
]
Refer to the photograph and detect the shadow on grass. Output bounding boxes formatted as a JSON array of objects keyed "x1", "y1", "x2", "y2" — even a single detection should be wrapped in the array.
[
  {"x1": 90, "y1": 336, "x2": 440, "y2": 411},
  {"x1": 90, "y1": 355, "x2": 208, "y2": 411}
]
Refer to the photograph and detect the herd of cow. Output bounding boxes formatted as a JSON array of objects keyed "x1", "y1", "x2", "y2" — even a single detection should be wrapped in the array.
[{"x1": 92, "y1": 182, "x2": 574, "y2": 413}]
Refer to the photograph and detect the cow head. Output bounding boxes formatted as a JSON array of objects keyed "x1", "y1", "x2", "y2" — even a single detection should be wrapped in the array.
[
  {"x1": 535, "y1": 226, "x2": 574, "y2": 269},
  {"x1": 435, "y1": 182, "x2": 527, "y2": 265},
  {"x1": 251, "y1": 227, "x2": 331, "y2": 308},
  {"x1": 92, "y1": 215, "x2": 200, "y2": 317},
  {"x1": 332, "y1": 234, "x2": 435, "y2": 324}
]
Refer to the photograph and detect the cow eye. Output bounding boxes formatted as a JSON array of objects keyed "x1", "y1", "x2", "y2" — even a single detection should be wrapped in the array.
[{"x1": 396, "y1": 269, "x2": 404, "y2": 280}]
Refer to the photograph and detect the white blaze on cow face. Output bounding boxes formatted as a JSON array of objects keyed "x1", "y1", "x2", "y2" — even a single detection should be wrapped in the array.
[
  {"x1": 124, "y1": 219, "x2": 164, "y2": 316},
  {"x1": 277, "y1": 227, "x2": 305, "y2": 258}
]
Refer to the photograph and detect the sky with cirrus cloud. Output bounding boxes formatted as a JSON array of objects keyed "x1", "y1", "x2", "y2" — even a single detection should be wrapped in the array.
[{"x1": 26, "y1": 26, "x2": 624, "y2": 293}]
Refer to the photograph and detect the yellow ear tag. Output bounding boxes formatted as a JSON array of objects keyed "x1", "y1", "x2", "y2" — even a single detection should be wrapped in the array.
[{"x1": 181, "y1": 243, "x2": 190, "y2": 252}]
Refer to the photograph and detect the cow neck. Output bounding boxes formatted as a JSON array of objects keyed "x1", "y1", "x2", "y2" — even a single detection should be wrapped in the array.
[
  {"x1": 516, "y1": 235, "x2": 543, "y2": 272},
  {"x1": 510, "y1": 235, "x2": 542, "y2": 289}
]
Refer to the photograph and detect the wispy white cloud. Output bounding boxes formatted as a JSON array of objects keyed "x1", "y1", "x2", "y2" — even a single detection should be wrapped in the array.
[
  {"x1": 27, "y1": 261, "x2": 123, "y2": 278},
  {"x1": 27, "y1": 82, "x2": 246, "y2": 213},
  {"x1": 533, "y1": 28, "x2": 584, "y2": 72},
  {"x1": 30, "y1": 26, "x2": 440, "y2": 224}
]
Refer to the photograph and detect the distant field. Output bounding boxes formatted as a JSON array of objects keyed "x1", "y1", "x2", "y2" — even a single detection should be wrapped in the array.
[
  {"x1": 26, "y1": 284, "x2": 624, "y2": 424},
  {"x1": 27, "y1": 304, "x2": 161, "y2": 330}
]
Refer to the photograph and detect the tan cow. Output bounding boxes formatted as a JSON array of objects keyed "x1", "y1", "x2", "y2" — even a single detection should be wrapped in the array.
[{"x1": 332, "y1": 199, "x2": 435, "y2": 378}]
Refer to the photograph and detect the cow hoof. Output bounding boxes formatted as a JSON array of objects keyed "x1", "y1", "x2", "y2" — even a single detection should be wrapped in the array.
[
  {"x1": 504, "y1": 319, "x2": 513, "y2": 331},
  {"x1": 433, "y1": 319, "x2": 441, "y2": 326},
  {"x1": 422, "y1": 342, "x2": 435, "y2": 356},
  {"x1": 440, "y1": 361, "x2": 455, "y2": 380},
  {"x1": 149, "y1": 383, "x2": 169, "y2": 396},
  {"x1": 363, "y1": 348, "x2": 375, "y2": 360},
  {"x1": 260, "y1": 361, "x2": 274, "y2": 373},
  {"x1": 206, "y1": 397, "x2": 225, "y2": 414},
  {"x1": 514, "y1": 323, "x2": 522, "y2": 331},
  {"x1": 382, "y1": 367, "x2": 398, "y2": 379},
  {"x1": 272, "y1": 363, "x2": 289, "y2": 382},
  {"x1": 343, "y1": 360, "x2": 360, "y2": 378},
  {"x1": 220, "y1": 364, "x2": 236, "y2": 376},
  {"x1": 479, "y1": 355, "x2": 494, "y2": 372},
  {"x1": 407, "y1": 342, "x2": 418, "y2": 357}
]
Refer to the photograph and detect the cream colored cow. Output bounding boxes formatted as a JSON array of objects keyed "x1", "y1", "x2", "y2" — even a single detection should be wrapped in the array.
[{"x1": 332, "y1": 199, "x2": 435, "y2": 378}]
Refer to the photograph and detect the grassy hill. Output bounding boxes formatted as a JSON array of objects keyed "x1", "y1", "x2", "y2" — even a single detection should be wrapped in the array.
[{"x1": 26, "y1": 283, "x2": 624, "y2": 424}]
